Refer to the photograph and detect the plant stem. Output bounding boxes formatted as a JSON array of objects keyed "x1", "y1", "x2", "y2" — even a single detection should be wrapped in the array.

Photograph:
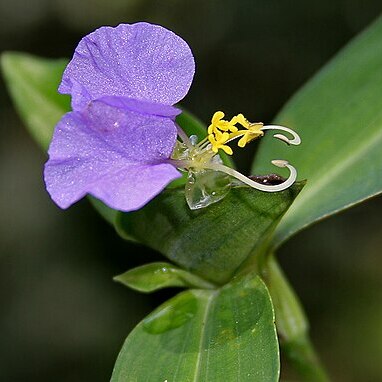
[
  {"x1": 282, "y1": 334, "x2": 330, "y2": 382},
  {"x1": 264, "y1": 256, "x2": 330, "y2": 382}
]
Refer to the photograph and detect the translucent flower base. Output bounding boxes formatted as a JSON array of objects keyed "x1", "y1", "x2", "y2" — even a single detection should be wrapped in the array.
[{"x1": 185, "y1": 169, "x2": 231, "y2": 210}]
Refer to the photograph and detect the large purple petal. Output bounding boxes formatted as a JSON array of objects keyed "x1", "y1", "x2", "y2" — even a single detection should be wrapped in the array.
[
  {"x1": 44, "y1": 102, "x2": 181, "y2": 211},
  {"x1": 98, "y1": 95, "x2": 181, "y2": 118},
  {"x1": 59, "y1": 23, "x2": 195, "y2": 109}
]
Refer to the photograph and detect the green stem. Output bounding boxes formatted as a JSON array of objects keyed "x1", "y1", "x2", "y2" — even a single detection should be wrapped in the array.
[
  {"x1": 264, "y1": 256, "x2": 330, "y2": 382},
  {"x1": 282, "y1": 335, "x2": 330, "y2": 382}
]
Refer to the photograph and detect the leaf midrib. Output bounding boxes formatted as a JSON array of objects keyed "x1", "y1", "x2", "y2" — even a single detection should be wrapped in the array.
[{"x1": 192, "y1": 290, "x2": 218, "y2": 382}]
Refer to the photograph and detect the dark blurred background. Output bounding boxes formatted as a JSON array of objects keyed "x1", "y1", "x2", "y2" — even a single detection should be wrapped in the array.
[{"x1": 1, "y1": 1, "x2": 382, "y2": 381}]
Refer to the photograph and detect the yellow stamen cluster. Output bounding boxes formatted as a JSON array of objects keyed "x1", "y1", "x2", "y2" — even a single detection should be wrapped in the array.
[{"x1": 207, "y1": 111, "x2": 264, "y2": 155}]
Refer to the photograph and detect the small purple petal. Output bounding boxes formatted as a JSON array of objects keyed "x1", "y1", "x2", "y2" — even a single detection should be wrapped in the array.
[
  {"x1": 44, "y1": 102, "x2": 181, "y2": 211},
  {"x1": 59, "y1": 23, "x2": 195, "y2": 108}
]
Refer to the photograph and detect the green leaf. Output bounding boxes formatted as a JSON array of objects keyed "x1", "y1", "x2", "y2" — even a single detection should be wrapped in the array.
[
  {"x1": 88, "y1": 196, "x2": 118, "y2": 226},
  {"x1": 252, "y1": 16, "x2": 382, "y2": 248},
  {"x1": 111, "y1": 274, "x2": 279, "y2": 382},
  {"x1": 1, "y1": 52, "x2": 70, "y2": 150},
  {"x1": 114, "y1": 262, "x2": 215, "y2": 293},
  {"x1": 116, "y1": 183, "x2": 304, "y2": 284},
  {"x1": 176, "y1": 108, "x2": 208, "y2": 140}
]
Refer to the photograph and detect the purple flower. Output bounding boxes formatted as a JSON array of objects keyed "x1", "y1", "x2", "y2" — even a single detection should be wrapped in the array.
[
  {"x1": 44, "y1": 22, "x2": 301, "y2": 213},
  {"x1": 44, "y1": 23, "x2": 195, "y2": 212}
]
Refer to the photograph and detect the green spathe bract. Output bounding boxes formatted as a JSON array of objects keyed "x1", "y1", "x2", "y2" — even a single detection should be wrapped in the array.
[{"x1": 115, "y1": 183, "x2": 304, "y2": 284}]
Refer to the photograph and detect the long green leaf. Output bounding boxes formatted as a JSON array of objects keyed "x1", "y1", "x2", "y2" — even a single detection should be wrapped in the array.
[
  {"x1": 111, "y1": 274, "x2": 279, "y2": 382},
  {"x1": 116, "y1": 183, "x2": 304, "y2": 284},
  {"x1": 252, "y1": 16, "x2": 382, "y2": 248},
  {"x1": 1, "y1": 52, "x2": 70, "y2": 150}
]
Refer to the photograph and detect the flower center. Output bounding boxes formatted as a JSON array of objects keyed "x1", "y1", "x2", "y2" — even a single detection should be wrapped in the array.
[{"x1": 170, "y1": 110, "x2": 301, "y2": 209}]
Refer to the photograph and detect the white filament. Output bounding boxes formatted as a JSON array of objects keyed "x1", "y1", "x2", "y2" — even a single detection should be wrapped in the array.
[
  {"x1": 261, "y1": 125, "x2": 301, "y2": 145},
  {"x1": 205, "y1": 160, "x2": 298, "y2": 192}
]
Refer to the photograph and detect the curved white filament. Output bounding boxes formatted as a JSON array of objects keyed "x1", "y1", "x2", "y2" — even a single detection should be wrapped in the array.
[
  {"x1": 261, "y1": 125, "x2": 301, "y2": 145},
  {"x1": 204, "y1": 160, "x2": 298, "y2": 192}
]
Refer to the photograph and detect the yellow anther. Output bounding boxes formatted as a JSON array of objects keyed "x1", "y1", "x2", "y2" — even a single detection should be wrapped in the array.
[
  {"x1": 234, "y1": 113, "x2": 251, "y2": 129},
  {"x1": 208, "y1": 111, "x2": 238, "y2": 135},
  {"x1": 207, "y1": 111, "x2": 264, "y2": 154},
  {"x1": 208, "y1": 130, "x2": 233, "y2": 155},
  {"x1": 227, "y1": 116, "x2": 239, "y2": 132},
  {"x1": 212, "y1": 111, "x2": 225, "y2": 125},
  {"x1": 237, "y1": 123, "x2": 264, "y2": 147}
]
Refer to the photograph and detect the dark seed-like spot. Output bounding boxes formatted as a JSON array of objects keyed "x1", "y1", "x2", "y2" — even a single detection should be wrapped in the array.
[{"x1": 248, "y1": 173, "x2": 286, "y2": 185}]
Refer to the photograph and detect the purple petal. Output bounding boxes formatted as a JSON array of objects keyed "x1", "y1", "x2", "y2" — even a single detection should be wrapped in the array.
[
  {"x1": 59, "y1": 23, "x2": 195, "y2": 109},
  {"x1": 98, "y1": 95, "x2": 181, "y2": 118},
  {"x1": 44, "y1": 102, "x2": 181, "y2": 211}
]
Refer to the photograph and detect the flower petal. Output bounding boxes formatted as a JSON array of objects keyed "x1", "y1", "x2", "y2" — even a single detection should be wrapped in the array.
[
  {"x1": 98, "y1": 95, "x2": 181, "y2": 118},
  {"x1": 44, "y1": 103, "x2": 181, "y2": 211},
  {"x1": 59, "y1": 22, "x2": 195, "y2": 108}
]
